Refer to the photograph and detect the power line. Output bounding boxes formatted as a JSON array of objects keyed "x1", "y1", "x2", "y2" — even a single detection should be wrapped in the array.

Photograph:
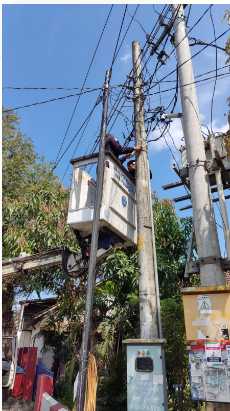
[
  {"x1": 113, "y1": 5, "x2": 139, "y2": 64},
  {"x1": 106, "y1": 65, "x2": 229, "y2": 116},
  {"x1": 142, "y1": 3, "x2": 213, "y2": 103},
  {"x1": 142, "y1": 4, "x2": 212, "y2": 94},
  {"x1": 127, "y1": 5, "x2": 146, "y2": 34},
  {"x1": 147, "y1": 29, "x2": 230, "y2": 96},
  {"x1": 111, "y1": 5, "x2": 127, "y2": 69},
  {"x1": 4, "y1": 68, "x2": 229, "y2": 114},
  {"x1": 148, "y1": 73, "x2": 230, "y2": 105},
  {"x1": 3, "y1": 86, "x2": 104, "y2": 91},
  {"x1": 69, "y1": 5, "x2": 139, "y2": 173},
  {"x1": 33, "y1": 100, "x2": 101, "y2": 195},
  {"x1": 3, "y1": 88, "x2": 103, "y2": 112},
  {"x1": 125, "y1": 4, "x2": 212, "y2": 142},
  {"x1": 107, "y1": 5, "x2": 171, "y2": 133},
  {"x1": 55, "y1": 4, "x2": 113, "y2": 164},
  {"x1": 153, "y1": 4, "x2": 171, "y2": 20},
  {"x1": 115, "y1": 5, "x2": 203, "y2": 146},
  {"x1": 61, "y1": 98, "x2": 101, "y2": 181},
  {"x1": 210, "y1": 6, "x2": 217, "y2": 133},
  {"x1": 73, "y1": 4, "x2": 139, "y2": 166},
  {"x1": 57, "y1": 100, "x2": 101, "y2": 167},
  {"x1": 146, "y1": 71, "x2": 230, "y2": 97},
  {"x1": 147, "y1": 27, "x2": 230, "y2": 93}
]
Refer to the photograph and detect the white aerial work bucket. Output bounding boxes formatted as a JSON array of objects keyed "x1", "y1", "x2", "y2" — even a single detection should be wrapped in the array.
[{"x1": 67, "y1": 151, "x2": 137, "y2": 247}]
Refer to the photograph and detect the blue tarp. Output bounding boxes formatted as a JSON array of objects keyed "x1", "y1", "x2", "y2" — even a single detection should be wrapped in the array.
[
  {"x1": 16, "y1": 365, "x2": 25, "y2": 375},
  {"x1": 33, "y1": 362, "x2": 54, "y2": 400}
]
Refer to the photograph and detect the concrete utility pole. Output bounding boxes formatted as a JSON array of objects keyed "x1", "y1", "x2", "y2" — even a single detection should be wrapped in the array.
[
  {"x1": 172, "y1": 5, "x2": 227, "y2": 411},
  {"x1": 76, "y1": 70, "x2": 111, "y2": 411},
  {"x1": 171, "y1": 4, "x2": 225, "y2": 288},
  {"x1": 132, "y1": 40, "x2": 158, "y2": 339}
]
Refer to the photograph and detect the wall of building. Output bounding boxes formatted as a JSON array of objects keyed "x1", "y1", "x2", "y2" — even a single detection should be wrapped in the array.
[{"x1": 17, "y1": 330, "x2": 31, "y2": 348}]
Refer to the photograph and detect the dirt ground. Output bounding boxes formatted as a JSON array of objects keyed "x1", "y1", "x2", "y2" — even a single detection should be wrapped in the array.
[{"x1": 2, "y1": 397, "x2": 34, "y2": 411}]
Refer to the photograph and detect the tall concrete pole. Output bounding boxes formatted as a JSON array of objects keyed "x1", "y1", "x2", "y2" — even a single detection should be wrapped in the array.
[
  {"x1": 76, "y1": 70, "x2": 111, "y2": 411},
  {"x1": 171, "y1": 4, "x2": 225, "y2": 287},
  {"x1": 172, "y1": 5, "x2": 226, "y2": 411},
  {"x1": 132, "y1": 40, "x2": 158, "y2": 339}
]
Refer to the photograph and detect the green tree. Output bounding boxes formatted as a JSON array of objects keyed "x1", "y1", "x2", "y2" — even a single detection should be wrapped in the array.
[
  {"x1": 2, "y1": 106, "x2": 78, "y2": 314},
  {"x1": 162, "y1": 296, "x2": 204, "y2": 411},
  {"x1": 2, "y1": 106, "x2": 198, "y2": 410},
  {"x1": 2, "y1": 105, "x2": 57, "y2": 201}
]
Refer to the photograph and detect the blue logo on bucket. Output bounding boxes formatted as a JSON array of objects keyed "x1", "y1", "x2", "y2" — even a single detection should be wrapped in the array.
[{"x1": 122, "y1": 196, "x2": 127, "y2": 207}]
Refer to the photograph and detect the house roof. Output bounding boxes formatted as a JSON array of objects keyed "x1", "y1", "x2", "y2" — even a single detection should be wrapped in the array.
[{"x1": 20, "y1": 297, "x2": 59, "y2": 330}]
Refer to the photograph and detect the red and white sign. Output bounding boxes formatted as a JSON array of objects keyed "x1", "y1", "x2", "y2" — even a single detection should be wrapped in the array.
[{"x1": 205, "y1": 342, "x2": 221, "y2": 366}]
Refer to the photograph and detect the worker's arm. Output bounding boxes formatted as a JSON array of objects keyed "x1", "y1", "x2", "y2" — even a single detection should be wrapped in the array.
[{"x1": 108, "y1": 136, "x2": 135, "y2": 156}]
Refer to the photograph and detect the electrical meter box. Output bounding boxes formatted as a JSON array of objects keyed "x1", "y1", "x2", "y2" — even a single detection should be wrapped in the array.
[
  {"x1": 123, "y1": 339, "x2": 168, "y2": 411},
  {"x1": 67, "y1": 151, "x2": 137, "y2": 247}
]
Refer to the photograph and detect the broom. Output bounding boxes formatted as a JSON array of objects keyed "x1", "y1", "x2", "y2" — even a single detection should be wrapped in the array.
[{"x1": 73, "y1": 353, "x2": 98, "y2": 411}]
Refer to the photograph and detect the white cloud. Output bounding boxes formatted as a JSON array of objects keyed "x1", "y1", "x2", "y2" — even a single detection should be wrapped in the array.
[
  {"x1": 207, "y1": 120, "x2": 229, "y2": 134},
  {"x1": 148, "y1": 118, "x2": 184, "y2": 153},
  {"x1": 200, "y1": 112, "x2": 205, "y2": 121},
  {"x1": 121, "y1": 52, "x2": 132, "y2": 63},
  {"x1": 148, "y1": 117, "x2": 229, "y2": 168},
  {"x1": 203, "y1": 50, "x2": 227, "y2": 66},
  {"x1": 197, "y1": 74, "x2": 230, "y2": 108}
]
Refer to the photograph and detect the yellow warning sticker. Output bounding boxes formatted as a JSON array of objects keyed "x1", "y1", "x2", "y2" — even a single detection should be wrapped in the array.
[{"x1": 138, "y1": 235, "x2": 143, "y2": 249}]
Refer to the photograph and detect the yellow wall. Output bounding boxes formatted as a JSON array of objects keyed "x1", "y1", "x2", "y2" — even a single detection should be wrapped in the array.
[{"x1": 182, "y1": 292, "x2": 230, "y2": 340}]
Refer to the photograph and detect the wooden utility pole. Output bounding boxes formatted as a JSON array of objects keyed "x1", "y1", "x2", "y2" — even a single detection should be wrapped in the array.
[
  {"x1": 132, "y1": 40, "x2": 158, "y2": 339},
  {"x1": 172, "y1": 5, "x2": 227, "y2": 411},
  {"x1": 76, "y1": 70, "x2": 111, "y2": 411}
]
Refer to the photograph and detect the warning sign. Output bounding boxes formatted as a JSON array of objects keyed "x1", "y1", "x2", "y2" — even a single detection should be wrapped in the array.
[
  {"x1": 197, "y1": 295, "x2": 212, "y2": 314},
  {"x1": 205, "y1": 342, "x2": 221, "y2": 366}
]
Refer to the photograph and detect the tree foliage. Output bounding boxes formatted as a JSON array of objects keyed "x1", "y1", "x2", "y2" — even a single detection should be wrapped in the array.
[
  {"x1": 2, "y1": 106, "x2": 201, "y2": 410},
  {"x1": 2, "y1": 105, "x2": 57, "y2": 202},
  {"x1": 152, "y1": 192, "x2": 193, "y2": 298}
]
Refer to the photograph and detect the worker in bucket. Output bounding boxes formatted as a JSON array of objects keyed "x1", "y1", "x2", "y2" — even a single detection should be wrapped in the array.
[
  {"x1": 127, "y1": 159, "x2": 152, "y2": 180},
  {"x1": 105, "y1": 134, "x2": 143, "y2": 164}
]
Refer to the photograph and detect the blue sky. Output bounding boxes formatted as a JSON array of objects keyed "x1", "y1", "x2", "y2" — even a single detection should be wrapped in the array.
[{"x1": 2, "y1": 3, "x2": 230, "y2": 267}]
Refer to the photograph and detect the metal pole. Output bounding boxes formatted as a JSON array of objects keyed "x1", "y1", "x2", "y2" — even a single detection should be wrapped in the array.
[
  {"x1": 132, "y1": 40, "x2": 158, "y2": 339},
  {"x1": 172, "y1": 5, "x2": 227, "y2": 411},
  {"x1": 171, "y1": 5, "x2": 225, "y2": 287},
  {"x1": 209, "y1": 133, "x2": 230, "y2": 259},
  {"x1": 76, "y1": 70, "x2": 111, "y2": 411}
]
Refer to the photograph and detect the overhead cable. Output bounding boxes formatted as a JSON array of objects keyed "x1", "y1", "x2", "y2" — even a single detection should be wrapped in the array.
[
  {"x1": 146, "y1": 71, "x2": 230, "y2": 97},
  {"x1": 55, "y1": 4, "x2": 113, "y2": 164},
  {"x1": 144, "y1": 4, "x2": 213, "y2": 89},
  {"x1": 3, "y1": 88, "x2": 103, "y2": 112},
  {"x1": 110, "y1": 5, "x2": 128, "y2": 69},
  {"x1": 127, "y1": 5, "x2": 146, "y2": 34},
  {"x1": 113, "y1": 5, "x2": 139, "y2": 64},
  {"x1": 4, "y1": 67, "x2": 228, "y2": 113},
  {"x1": 147, "y1": 27, "x2": 230, "y2": 93},
  {"x1": 210, "y1": 6, "x2": 217, "y2": 133}
]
